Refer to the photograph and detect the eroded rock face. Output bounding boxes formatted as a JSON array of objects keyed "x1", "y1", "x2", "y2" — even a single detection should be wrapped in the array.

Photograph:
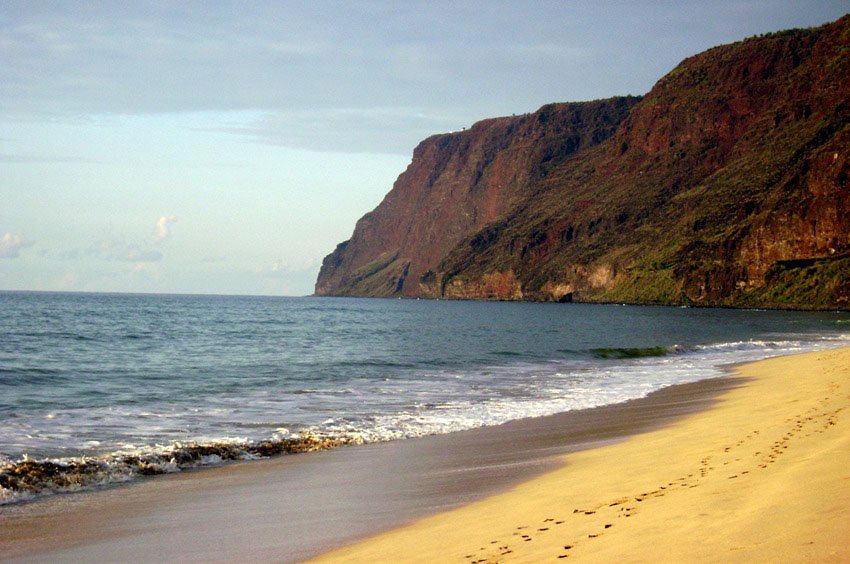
[
  {"x1": 317, "y1": 16, "x2": 850, "y2": 309},
  {"x1": 314, "y1": 98, "x2": 639, "y2": 297}
]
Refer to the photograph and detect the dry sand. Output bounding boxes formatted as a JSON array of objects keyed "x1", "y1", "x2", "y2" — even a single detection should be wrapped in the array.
[{"x1": 314, "y1": 347, "x2": 850, "y2": 563}]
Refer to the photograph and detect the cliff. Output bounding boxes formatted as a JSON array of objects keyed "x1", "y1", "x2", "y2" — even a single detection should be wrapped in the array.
[
  {"x1": 315, "y1": 98, "x2": 640, "y2": 296},
  {"x1": 317, "y1": 16, "x2": 850, "y2": 309}
]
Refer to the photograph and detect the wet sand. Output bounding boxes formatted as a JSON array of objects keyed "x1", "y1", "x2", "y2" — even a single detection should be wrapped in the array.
[
  {"x1": 1, "y1": 373, "x2": 739, "y2": 562},
  {"x1": 315, "y1": 347, "x2": 850, "y2": 563}
]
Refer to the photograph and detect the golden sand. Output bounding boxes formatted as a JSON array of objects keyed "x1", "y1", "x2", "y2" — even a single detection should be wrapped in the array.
[{"x1": 313, "y1": 347, "x2": 850, "y2": 563}]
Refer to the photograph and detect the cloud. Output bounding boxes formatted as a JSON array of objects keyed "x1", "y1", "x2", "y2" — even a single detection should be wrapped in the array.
[
  {"x1": 92, "y1": 240, "x2": 162, "y2": 263},
  {"x1": 85, "y1": 218, "x2": 173, "y2": 266},
  {"x1": 270, "y1": 261, "x2": 289, "y2": 274},
  {"x1": 3, "y1": 3, "x2": 846, "y2": 156},
  {"x1": 0, "y1": 4, "x2": 666, "y2": 121},
  {"x1": 153, "y1": 216, "x2": 178, "y2": 242},
  {"x1": 267, "y1": 257, "x2": 319, "y2": 276},
  {"x1": 220, "y1": 107, "x2": 464, "y2": 155},
  {"x1": 0, "y1": 232, "x2": 32, "y2": 258}
]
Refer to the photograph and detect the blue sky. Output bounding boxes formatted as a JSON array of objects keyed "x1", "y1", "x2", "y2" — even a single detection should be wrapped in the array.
[{"x1": 2, "y1": 1, "x2": 847, "y2": 296}]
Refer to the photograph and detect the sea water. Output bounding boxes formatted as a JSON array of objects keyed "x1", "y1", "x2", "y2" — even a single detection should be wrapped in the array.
[{"x1": 1, "y1": 291, "x2": 847, "y2": 504}]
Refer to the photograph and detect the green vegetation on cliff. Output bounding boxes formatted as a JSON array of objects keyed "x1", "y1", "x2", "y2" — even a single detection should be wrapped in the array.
[{"x1": 738, "y1": 255, "x2": 850, "y2": 309}]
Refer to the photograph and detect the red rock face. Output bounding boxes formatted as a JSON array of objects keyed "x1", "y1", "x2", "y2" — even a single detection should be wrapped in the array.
[{"x1": 315, "y1": 99, "x2": 639, "y2": 296}]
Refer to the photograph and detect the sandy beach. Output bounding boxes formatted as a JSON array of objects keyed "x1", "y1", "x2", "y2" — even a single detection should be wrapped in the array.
[
  {"x1": 315, "y1": 346, "x2": 850, "y2": 563},
  {"x1": 2, "y1": 346, "x2": 848, "y2": 562}
]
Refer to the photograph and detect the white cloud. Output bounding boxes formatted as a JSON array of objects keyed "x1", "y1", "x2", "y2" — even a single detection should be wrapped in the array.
[
  {"x1": 86, "y1": 219, "x2": 172, "y2": 266},
  {"x1": 153, "y1": 216, "x2": 177, "y2": 242},
  {"x1": 0, "y1": 232, "x2": 32, "y2": 258},
  {"x1": 267, "y1": 257, "x2": 319, "y2": 276}
]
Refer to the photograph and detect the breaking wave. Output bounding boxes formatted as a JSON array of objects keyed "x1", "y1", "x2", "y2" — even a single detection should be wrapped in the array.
[
  {"x1": 589, "y1": 346, "x2": 672, "y2": 359},
  {"x1": 0, "y1": 433, "x2": 361, "y2": 506}
]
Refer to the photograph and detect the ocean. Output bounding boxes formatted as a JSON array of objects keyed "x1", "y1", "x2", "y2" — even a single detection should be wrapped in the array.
[{"x1": 1, "y1": 291, "x2": 847, "y2": 505}]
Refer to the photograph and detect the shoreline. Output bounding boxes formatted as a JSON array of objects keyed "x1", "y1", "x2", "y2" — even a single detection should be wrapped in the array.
[
  {"x1": 1, "y1": 368, "x2": 743, "y2": 561},
  {"x1": 314, "y1": 346, "x2": 850, "y2": 562},
  {"x1": 311, "y1": 294, "x2": 850, "y2": 313}
]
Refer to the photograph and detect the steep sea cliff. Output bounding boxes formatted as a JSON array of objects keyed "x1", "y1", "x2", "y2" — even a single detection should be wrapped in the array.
[
  {"x1": 317, "y1": 16, "x2": 849, "y2": 309},
  {"x1": 315, "y1": 98, "x2": 639, "y2": 297}
]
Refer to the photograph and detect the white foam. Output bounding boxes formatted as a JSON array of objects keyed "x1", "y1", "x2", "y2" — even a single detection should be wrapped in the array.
[{"x1": 307, "y1": 336, "x2": 850, "y2": 444}]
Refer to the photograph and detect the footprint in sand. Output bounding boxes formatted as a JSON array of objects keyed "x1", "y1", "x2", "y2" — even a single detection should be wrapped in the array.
[{"x1": 558, "y1": 545, "x2": 574, "y2": 558}]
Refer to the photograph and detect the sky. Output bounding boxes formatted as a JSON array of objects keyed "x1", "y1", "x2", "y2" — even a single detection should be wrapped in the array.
[{"x1": 1, "y1": 1, "x2": 847, "y2": 296}]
